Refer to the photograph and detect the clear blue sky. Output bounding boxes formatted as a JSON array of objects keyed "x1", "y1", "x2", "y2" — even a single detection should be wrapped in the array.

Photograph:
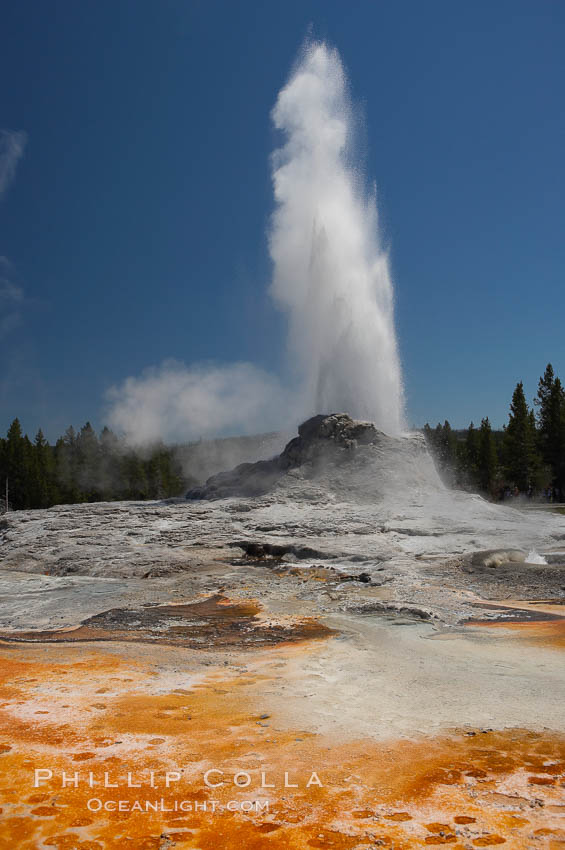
[{"x1": 0, "y1": 0, "x2": 563, "y2": 440}]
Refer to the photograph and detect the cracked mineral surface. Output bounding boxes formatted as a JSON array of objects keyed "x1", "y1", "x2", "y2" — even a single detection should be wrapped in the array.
[{"x1": 0, "y1": 415, "x2": 564, "y2": 848}]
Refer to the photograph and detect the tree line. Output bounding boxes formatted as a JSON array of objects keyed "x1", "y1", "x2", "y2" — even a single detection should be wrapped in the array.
[
  {"x1": 2, "y1": 363, "x2": 563, "y2": 511},
  {"x1": 424, "y1": 363, "x2": 565, "y2": 501},
  {"x1": 0, "y1": 420, "x2": 184, "y2": 511}
]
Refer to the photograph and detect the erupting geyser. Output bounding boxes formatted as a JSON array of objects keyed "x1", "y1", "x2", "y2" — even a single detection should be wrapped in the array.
[
  {"x1": 269, "y1": 41, "x2": 405, "y2": 434},
  {"x1": 107, "y1": 40, "x2": 407, "y2": 444}
]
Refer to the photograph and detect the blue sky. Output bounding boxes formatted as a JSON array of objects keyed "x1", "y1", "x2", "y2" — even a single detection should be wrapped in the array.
[{"x1": 0, "y1": 0, "x2": 563, "y2": 440}]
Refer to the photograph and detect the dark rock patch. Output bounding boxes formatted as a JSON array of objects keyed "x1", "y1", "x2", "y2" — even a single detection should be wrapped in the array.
[
  {"x1": 0, "y1": 594, "x2": 334, "y2": 649},
  {"x1": 230, "y1": 540, "x2": 329, "y2": 562},
  {"x1": 344, "y1": 601, "x2": 433, "y2": 620}
]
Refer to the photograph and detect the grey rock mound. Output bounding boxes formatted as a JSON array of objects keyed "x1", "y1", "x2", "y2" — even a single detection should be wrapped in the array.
[{"x1": 186, "y1": 413, "x2": 442, "y2": 501}]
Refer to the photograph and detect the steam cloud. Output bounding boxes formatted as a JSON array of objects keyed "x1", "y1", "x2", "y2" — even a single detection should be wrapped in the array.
[
  {"x1": 107, "y1": 41, "x2": 404, "y2": 443},
  {"x1": 106, "y1": 361, "x2": 290, "y2": 444}
]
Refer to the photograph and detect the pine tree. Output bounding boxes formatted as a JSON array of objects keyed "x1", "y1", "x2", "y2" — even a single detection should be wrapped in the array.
[
  {"x1": 535, "y1": 365, "x2": 565, "y2": 494},
  {"x1": 150, "y1": 447, "x2": 183, "y2": 498},
  {"x1": 99, "y1": 426, "x2": 122, "y2": 499},
  {"x1": 76, "y1": 422, "x2": 101, "y2": 500},
  {"x1": 503, "y1": 382, "x2": 540, "y2": 492},
  {"x1": 548, "y1": 378, "x2": 565, "y2": 495},
  {"x1": 33, "y1": 429, "x2": 57, "y2": 507},
  {"x1": 466, "y1": 422, "x2": 480, "y2": 481},
  {"x1": 55, "y1": 426, "x2": 82, "y2": 504},
  {"x1": 122, "y1": 453, "x2": 148, "y2": 500},
  {"x1": 478, "y1": 417, "x2": 498, "y2": 493},
  {"x1": 423, "y1": 421, "x2": 458, "y2": 484},
  {"x1": 536, "y1": 364, "x2": 556, "y2": 463},
  {"x1": 535, "y1": 364, "x2": 555, "y2": 434},
  {"x1": 442, "y1": 420, "x2": 458, "y2": 468},
  {"x1": 558, "y1": 390, "x2": 565, "y2": 496},
  {"x1": 5, "y1": 419, "x2": 26, "y2": 508}
]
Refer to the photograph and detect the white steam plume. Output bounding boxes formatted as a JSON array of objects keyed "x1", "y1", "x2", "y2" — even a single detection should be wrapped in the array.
[
  {"x1": 107, "y1": 40, "x2": 405, "y2": 443},
  {"x1": 106, "y1": 361, "x2": 290, "y2": 444},
  {"x1": 269, "y1": 41, "x2": 404, "y2": 433}
]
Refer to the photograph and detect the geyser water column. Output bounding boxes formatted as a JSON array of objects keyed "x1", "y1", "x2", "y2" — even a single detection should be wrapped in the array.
[
  {"x1": 106, "y1": 40, "x2": 405, "y2": 445},
  {"x1": 269, "y1": 41, "x2": 405, "y2": 434}
]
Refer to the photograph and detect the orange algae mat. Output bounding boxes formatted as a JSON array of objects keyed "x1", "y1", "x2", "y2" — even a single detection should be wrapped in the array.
[
  {"x1": 0, "y1": 644, "x2": 564, "y2": 850},
  {"x1": 466, "y1": 615, "x2": 565, "y2": 651}
]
